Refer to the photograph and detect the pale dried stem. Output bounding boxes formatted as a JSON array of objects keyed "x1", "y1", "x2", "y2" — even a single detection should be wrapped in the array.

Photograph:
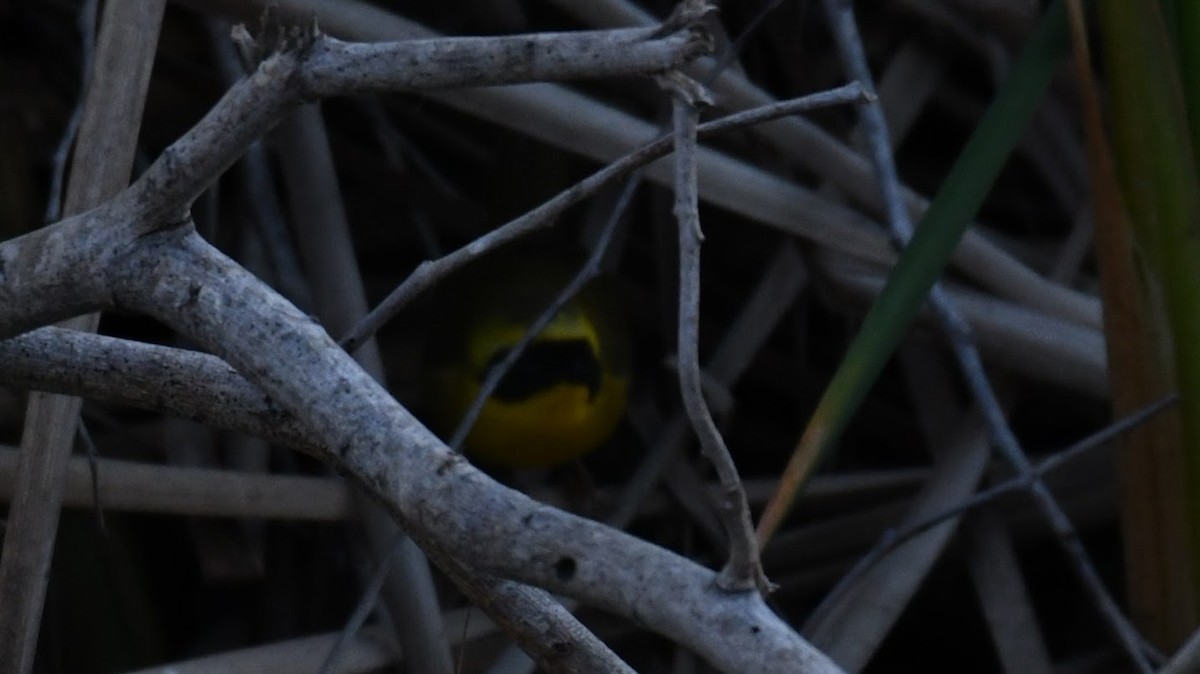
[
  {"x1": 668, "y1": 81, "x2": 767, "y2": 593},
  {"x1": 273, "y1": 105, "x2": 453, "y2": 674},
  {"x1": 0, "y1": 10, "x2": 841, "y2": 673},
  {"x1": 0, "y1": 1, "x2": 164, "y2": 672}
]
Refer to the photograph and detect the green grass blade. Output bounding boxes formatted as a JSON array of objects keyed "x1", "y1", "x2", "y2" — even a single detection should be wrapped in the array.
[
  {"x1": 1099, "y1": 0, "x2": 1200, "y2": 645},
  {"x1": 1174, "y1": 0, "x2": 1200, "y2": 164},
  {"x1": 758, "y1": 0, "x2": 1068, "y2": 542}
]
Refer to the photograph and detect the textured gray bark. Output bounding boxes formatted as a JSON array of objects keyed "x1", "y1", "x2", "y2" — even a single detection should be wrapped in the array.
[{"x1": 0, "y1": 8, "x2": 842, "y2": 674}]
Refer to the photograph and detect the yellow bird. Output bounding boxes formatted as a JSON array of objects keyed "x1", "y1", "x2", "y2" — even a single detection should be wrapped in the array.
[{"x1": 421, "y1": 255, "x2": 630, "y2": 468}]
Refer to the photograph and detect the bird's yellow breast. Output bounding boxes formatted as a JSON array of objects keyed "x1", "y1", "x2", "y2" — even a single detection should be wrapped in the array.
[
  {"x1": 441, "y1": 366, "x2": 629, "y2": 467},
  {"x1": 421, "y1": 260, "x2": 630, "y2": 468}
]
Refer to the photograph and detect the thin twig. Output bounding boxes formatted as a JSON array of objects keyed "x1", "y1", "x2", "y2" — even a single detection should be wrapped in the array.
[
  {"x1": 339, "y1": 83, "x2": 870, "y2": 353},
  {"x1": 206, "y1": 17, "x2": 314, "y2": 311},
  {"x1": 665, "y1": 72, "x2": 767, "y2": 593},
  {"x1": 478, "y1": 177, "x2": 641, "y2": 674},
  {"x1": 612, "y1": 244, "x2": 808, "y2": 538},
  {"x1": 317, "y1": 536, "x2": 403, "y2": 674},
  {"x1": 340, "y1": 176, "x2": 638, "y2": 674},
  {"x1": 535, "y1": 0, "x2": 1100, "y2": 328},
  {"x1": 1161, "y1": 626, "x2": 1200, "y2": 674},
  {"x1": 448, "y1": 176, "x2": 637, "y2": 451},
  {"x1": 75, "y1": 422, "x2": 106, "y2": 535},
  {"x1": 44, "y1": 0, "x2": 99, "y2": 224},
  {"x1": 438, "y1": 561, "x2": 637, "y2": 674},
  {"x1": 698, "y1": 0, "x2": 784, "y2": 88},
  {"x1": 808, "y1": 394, "x2": 1178, "y2": 628},
  {"x1": 344, "y1": 167, "x2": 641, "y2": 674},
  {"x1": 272, "y1": 103, "x2": 452, "y2": 674},
  {"x1": 0, "y1": 11, "x2": 848, "y2": 670},
  {"x1": 962, "y1": 508, "x2": 1054, "y2": 674},
  {"x1": 0, "y1": 2, "x2": 165, "y2": 672},
  {"x1": 820, "y1": 0, "x2": 1153, "y2": 669},
  {"x1": 0, "y1": 444, "x2": 352, "y2": 520}
]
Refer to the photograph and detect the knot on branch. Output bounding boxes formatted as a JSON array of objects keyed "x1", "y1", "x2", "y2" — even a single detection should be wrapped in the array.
[
  {"x1": 656, "y1": 0, "x2": 719, "y2": 40},
  {"x1": 655, "y1": 70, "x2": 714, "y2": 107},
  {"x1": 651, "y1": 0, "x2": 717, "y2": 67},
  {"x1": 231, "y1": 6, "x2": 322, "y2": 67}
]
